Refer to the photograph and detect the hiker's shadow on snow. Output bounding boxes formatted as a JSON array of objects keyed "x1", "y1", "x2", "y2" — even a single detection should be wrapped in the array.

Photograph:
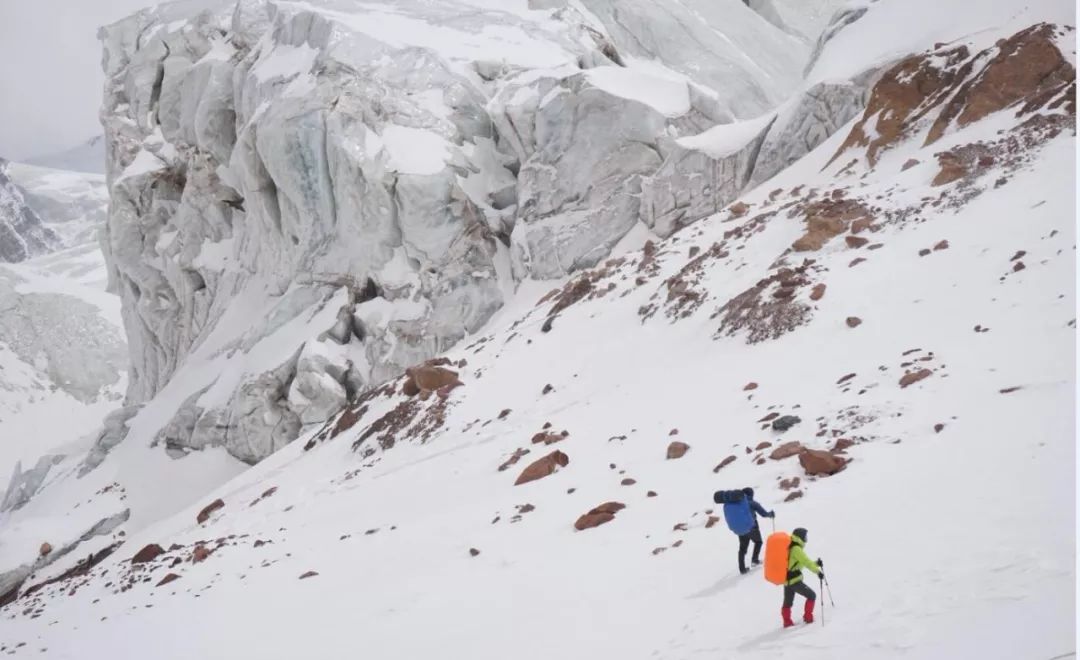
[{"x1": 685, "y1": 568, "x2": 757, "y2": 599}]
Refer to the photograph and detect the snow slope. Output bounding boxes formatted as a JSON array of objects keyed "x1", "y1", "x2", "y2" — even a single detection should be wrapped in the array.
[{"x1": 0, "y1": 2, "x2": 1074, "y2": 656}]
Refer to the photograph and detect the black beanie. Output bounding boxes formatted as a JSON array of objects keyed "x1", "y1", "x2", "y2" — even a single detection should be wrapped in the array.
[
  {"x1": 792, "y1": 527, "x2": 808, "y2": 542},
  {"x1": 742, "y1": 487, "x2": 754, "y2": 498}
]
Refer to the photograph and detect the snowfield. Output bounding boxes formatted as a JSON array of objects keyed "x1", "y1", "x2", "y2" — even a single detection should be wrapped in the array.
[{"x1": 0, "y1": 0, "x2": 1075, "y2": 658}]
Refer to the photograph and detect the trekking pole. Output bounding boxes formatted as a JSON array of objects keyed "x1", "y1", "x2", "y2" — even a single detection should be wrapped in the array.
[
  {"x1": 820, "y1": 574, "x2": 825, "y2": 627},
  {"x1": 823, "y1": 575, "x2": 836, "y2": 607}
]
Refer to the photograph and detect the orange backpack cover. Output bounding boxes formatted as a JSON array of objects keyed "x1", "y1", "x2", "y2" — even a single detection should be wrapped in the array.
[{"x1": 764, "y1": 531, "x2": 790, "y2": 585}]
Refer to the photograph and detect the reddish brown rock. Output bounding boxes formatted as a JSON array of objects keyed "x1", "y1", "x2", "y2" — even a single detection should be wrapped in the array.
[
  {"x1": 705, "y1": 515, "x2": 721, "y2": 529},
  {"x1": 131, "y1": 544, "x2": 165, "y2": 565},
  {"x1": 298, "y1": 571, "x2": 319, "y2": 580},
  {"x1": 1010, "y1": 250, "x2": 1027, "y2": 261},
  {"x1": 779, "y1": 476, "x2": 801, "y2": 491},
  {"x1": 498, "y1": 409, "x2": 512, "y2": 420},
  {"x1": 831, "y1": 438, "x2": 855, "y2": 453},
  {"x1": 754, "y1": 441, "x2": 773, "y2": 451},
  {"x1": 402, "y1": 379, "x2": 420, "y2": 397},
  {"x1": 405, "y1": 364, "x2": 461, "y2": 394},
  {"x1": 514, "y1": 450, "x2": 570, "y2": 486},
  {"x1": 620, "y1": 478, "x2": 637, "y2": 486},
  {"x1": 758, "y1": 412, "x2": 779, "y2": 423},
  {"x1": 849, "y1": 257, "x2": 867, "y2": 268},
  {"x1": 846, "y1": 316, "x2": 862, "y2": 328},
  {"x1": 1012, "y1": 261, "x2": 1026, "y2": 272},
  {"x1": 934, "y1": 240, "x2": 950, "y2": 251},
  {"x1": 799, "y1": 449, "x2": 848, "y2": 476},
  {"x1": 743, "y1": 382, "x2": 759, "y2": 391},
  {"x1": 191, "y1": 546, "x2": 211, "y2": 564},
  {"x1": 770, "y1": 441, "x2": 803, "y2": 460},
  {"x1": 927, "y1": 24, "x2": 1074, "y2": 144},
  {"x1": 574, "y1": 502, "x2": 626, "y2": 531},
  {"x1": 793, "y1": 198, "x2": 873, "y2": 252},
  {"x1": 498, "y1": 448, "x2": 530, "y2": 472},
  {"x1": 899, "y1": 369, "x2": 932, "y2": 388},
  {"x1": 666, "y1": 441, "x2": 690, "y2": 460},
  {"x1": 901, "y1": 158, "x2": 920, "y2": 171},
  {"x1": 809, "y1": 284, "x2": 826, "y2": 301},
  {"x1": 196, "y1": 499, "x2": 225, "y2": 525},
  {"x1": 850, "y1": 218, "x2": 874, "y2": 234},
  {"x1": 469, "y1": 548, "x2": 481, "y2": 557},
  {"x1": 784, "y1": 490, "x2": 804, "y2": 502},
  {"x1": 668, "y1": 428, "x2": 679, "y2": 436},
  {"x1": 729, "y1": 201, "x2": 749, "y2": 217},
  {"x1": 845, "y1": 236, "x2": 869, "y2": 249},
  {"x1": 932, "y1": 152, "x2": 968, "y2": 186},
  {"x1": 712, "y1": 458, "x2": 738, "y2": 473},
  {"x1": 156, "y1": 573, "x2": 181, "y2": 587},
  {"x1": 531, "y1": 432, "x2": 564, "y2": 445},
  {"x1": 934, "y1": 423, "x2": 946, "y2": 433},
  {"x1": 646, "y1": 490, "x2": 658, "y2": 498},
  {"x1": 39, "y1": 543, "x2": 52, "y2": 557},
  {"x1": 673, "y1": 522, "x2": 688, "y2": 532},
  {"x1": 837, "y1": 373, "x2": 856, "y2": 385}
]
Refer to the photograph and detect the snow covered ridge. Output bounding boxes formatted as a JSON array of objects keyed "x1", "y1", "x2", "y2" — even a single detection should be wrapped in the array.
[
  {"x1": 95, "y1": 0, "x2": 827, "y2": 465},
  {"x1": 0, "y1": 162, "x2": 62, "y2": 263},
  {"x1": 0, "y1": 10, "x2": 1073, "y2": 654}
]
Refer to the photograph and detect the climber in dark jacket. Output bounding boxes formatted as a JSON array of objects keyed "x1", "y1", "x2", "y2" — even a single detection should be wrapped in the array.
[{"x1": 736, "y1": 487, "x2": 773, "y2": 573}]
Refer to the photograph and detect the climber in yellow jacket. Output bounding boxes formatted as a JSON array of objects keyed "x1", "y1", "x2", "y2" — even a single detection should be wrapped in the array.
[{"x1": 782, "y1": 527, "x2": 823, "y2": 627}]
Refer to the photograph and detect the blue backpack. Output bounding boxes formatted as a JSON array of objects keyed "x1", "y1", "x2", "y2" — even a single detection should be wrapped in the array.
[{"x1": 713, "y1": 489, "x2": 754, "y2": 535}]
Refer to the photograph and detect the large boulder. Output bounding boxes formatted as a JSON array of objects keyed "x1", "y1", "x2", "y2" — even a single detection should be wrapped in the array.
[{"x1": 799, "y1": 449, "x2": 847, "y2": 476}]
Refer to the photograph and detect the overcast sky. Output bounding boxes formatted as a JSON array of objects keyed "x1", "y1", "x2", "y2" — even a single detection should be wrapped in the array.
[{"x1": 0, "y1": 0, "x2": 156, "y2": 161}]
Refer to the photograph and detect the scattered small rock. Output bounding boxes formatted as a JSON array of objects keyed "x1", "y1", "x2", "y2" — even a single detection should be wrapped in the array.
[
  {"x1": 784, "y1": 490, "x2": 804, "y2": 502},
  {"x1": 901, "y1": 158, "x2": 920, "y2": 171},
  {"x1": 846, "y1": 236, "x2": 869, "y2": 249},
  {"x1": 919, "y1": 248, "x2": 932, "y2": 256},
  {"x1": 666, "y1": 441, "x2": 690, "y2": 459},
  {"x1": 934, "y1": 423, "x2": 945, "y2": 433},
  {"x1": 498, "y1": 409, "x2": 512, "y2": 420},
  {"x1": 646, "y1": 491, "x2": 658, "y2": 498},
  {"x1": 620, "y1": 478, "x2": 637, "y2": 486},
  {"x1": 779, "y1": 477, "x2": 801, "y2": 491},
  {"x1": 542, "y1": 384, "x2": 554, "y2": 395},
  {"x1": 574, "y1": 502, "x2": 626, "y2": 531},
  {"x1": 846, "y1": 316, "x2": 862, "y2": 328},
  {"x1": 809, "y1": 284, "x2": 826, "y2": 301},
  {"x1": 729, "y1": 201, "x2": 749, "y2": 217},
  {"x1": 298, "y1": 571, "x2": 319, "y2": 580},
  {"x1": 771, "y1": 415, "x2": 802, "y2": 432},
  {"x1": 514, "y1": 450, "x2": 570, "y2": 485},
  {"x1": 196, "y1": 499, "x2": 225, "y2": 525},
  {"x1": 191, "y1": 546, "x2": 211, "y2": 564},
  {"x1": 754, "y1": 441, "x2": 773, "y2": 451},
  {"x1": 770, "y1": 441, "x2": 803, "y2": 460},
  {"x1": 713, "y1": 455, "x2": 737, "y2": 472},
  {"x1": 899, "y1": 369, "x2": 932, "y2": 388},
  {"x1": 1010, "y1": 250, "x2": 1026, "y2": 261},
  {"x1": 469, "y1": 548, "x2": 480, "y2": 557},
  {"x1": 933, "y1": 240, "x2": 950, "y2": 251},
  {"x1": 705, "y1": 515, "x2": 721, "y2": 529},
  {"x1": 1012, "y1": 261, "x2": 1026, "y2": 272},
  {"x1": 156, "y1": 573, "x2": 181, "y2": 587},
  {"x1": 837, "y1": 373, "x2": 856, "y2": 385},
  {"x1": 38, "y1": 543, "x2": 52, "y2": 557},
  {"x1": 668, "y1": 428, "x2": 679, "y2": 436},
  {"x1": 999, "y1": 386, "x2": 1022, "y2": 394},
  {"x1": 743, "y1": 382, "x2": 759, "y2": 391}
]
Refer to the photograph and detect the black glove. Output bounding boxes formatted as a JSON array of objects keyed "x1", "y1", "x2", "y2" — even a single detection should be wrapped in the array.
[
  {"x1": 819, "y1": 571, "x2": 825, "y2": 580},
  {"x1": 817, "y1": 558, "x2": 824, "y2": 569},
  {"x1": 768, "y1": 511, "x2": 776, "y2": 518}
]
